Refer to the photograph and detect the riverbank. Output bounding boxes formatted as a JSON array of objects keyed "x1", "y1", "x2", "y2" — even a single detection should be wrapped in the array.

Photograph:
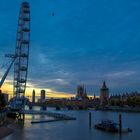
[
  {"x1": 0, "y1": 126, "x2": 13, "y2": 139},
  {"x1": 0, "y1": 118, "x2": 15, "y2": 139},
  {"x1": 96, "y1": 106, "x2": 140, "y2": 112}
]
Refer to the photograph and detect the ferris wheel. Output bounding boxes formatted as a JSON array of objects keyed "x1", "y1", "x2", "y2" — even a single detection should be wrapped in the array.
[
  {"x1": 14, "y1": 1, "x2": 30, "y2": 102},
  {"x1": 0, "y1": 1, "x2": 30, "y2": 109}
]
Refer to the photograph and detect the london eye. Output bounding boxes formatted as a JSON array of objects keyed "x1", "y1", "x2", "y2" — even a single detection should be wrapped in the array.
[
  {"x1": 14, "y1": 1, "x2": 30, "y2": 104},
  {"x1": 0, "y1": 1, "x2": 30, "y2": 109}
]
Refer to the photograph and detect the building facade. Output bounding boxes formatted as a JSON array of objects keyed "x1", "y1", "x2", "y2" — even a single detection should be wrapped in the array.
[
  {"x1": 76, "y1": 85, "x2": 88, "y2": 100},
  {"x1": 40, "y1": 90, "x2": 46, "y2": 103},
  {"x1": 100, "y1": 81, "x2": 109, "y2": 106}
]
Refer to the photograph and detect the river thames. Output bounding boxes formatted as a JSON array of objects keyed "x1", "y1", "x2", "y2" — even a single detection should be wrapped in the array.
[{"x1": 2, "y1": 107, "x2": 140, "y2": 140}]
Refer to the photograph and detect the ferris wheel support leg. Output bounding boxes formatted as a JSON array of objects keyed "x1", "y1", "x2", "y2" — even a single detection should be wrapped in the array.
[{"x1": 0, "y1": 58, "x2": 16, "y2": 88}]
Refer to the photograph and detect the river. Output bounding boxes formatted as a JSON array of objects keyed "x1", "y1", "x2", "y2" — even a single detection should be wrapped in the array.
[{"x1": 2, "y1": 107, "x2": 140, "y2": 140}]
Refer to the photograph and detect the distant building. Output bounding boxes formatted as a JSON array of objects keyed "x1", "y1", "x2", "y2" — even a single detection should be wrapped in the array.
[
  {"x1": 40, "y1": 90, "x2": 46, "y2": 103},
  {"x1": 109, "y1": 92, "x2": 140, "y2": 106},
  {"x1": 100, "y1": 81, "x2": 109, "y2": 106},
  {"x1": 76, "y1": 85, "x2": 88, "y2": 100},
  {"x1": 0, "y1": 91, "x2": 9, "y2": 104},
  {"x1": 3, "y1": 93, "x2": 9, "y2": 103},
  {"x1": 32, "y1": 90, "x2": 35, "y2": 103}
]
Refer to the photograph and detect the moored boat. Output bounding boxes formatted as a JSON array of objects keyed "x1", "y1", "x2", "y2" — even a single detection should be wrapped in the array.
[
  {"x1": 95, "y1": 120, "x2": 132, "y2": 133},
  {"x1": 95, "y1": 120, "x2": 118, "y2": 132}
]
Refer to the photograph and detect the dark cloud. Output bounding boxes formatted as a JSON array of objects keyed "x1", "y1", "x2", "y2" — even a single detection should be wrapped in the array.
[{"x1": 1, "y1": 0, "x2": 140, "y2": 95}]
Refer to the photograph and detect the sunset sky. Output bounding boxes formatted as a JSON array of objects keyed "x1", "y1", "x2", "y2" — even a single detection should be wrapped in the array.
[{"x1": 1, "y1": 0, "x2": 140, "y2": 98}]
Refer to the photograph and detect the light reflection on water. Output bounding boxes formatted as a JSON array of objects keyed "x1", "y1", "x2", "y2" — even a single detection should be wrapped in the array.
[
  {"x1": 25, "y1": 114, "x2": 53, "y2": 121},
  {"x1": 2, "y1": 107, "x2": 140, "y2": 140}
]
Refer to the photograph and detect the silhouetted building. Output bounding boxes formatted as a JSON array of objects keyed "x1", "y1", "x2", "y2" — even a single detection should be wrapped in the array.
[
  {"x1": 76, "y1": 85, "x2": 88, "y2": 100},
  {"x1": 32, "y1": 89, "x2": 35, "y2": 103},
  {"x1": 41, "y1": 90, "x2": 46, "y2": 102},
  {"x1": 100, "y1": 81, "x2": 109, "y2": 106},
  {"x1": 0, "y1": 90, "x2": 9, "y2": 103},
  {"x1": 1, "y1": 93, "x2": 9, "y2": 103},
  {"x1": 109, "y1": 92, "x2": 140, "y2": 106}
]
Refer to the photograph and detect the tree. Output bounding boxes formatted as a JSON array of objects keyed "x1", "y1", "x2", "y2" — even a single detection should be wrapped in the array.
[{"x1": 0, "y1": 94, "x2": 6, "y2": 108}]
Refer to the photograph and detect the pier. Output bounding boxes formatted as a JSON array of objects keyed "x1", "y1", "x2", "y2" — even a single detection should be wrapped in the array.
[{"x1": 25, "y1": 110, "x2": 76, "y2": 124}]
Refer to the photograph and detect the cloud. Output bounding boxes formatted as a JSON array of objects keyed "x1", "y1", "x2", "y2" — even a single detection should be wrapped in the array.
[
  {"x1": 38, "y1": 53, "x2": 48, "y2": 64},
  {"x1": 105, "y1": 71, "x2": 137, "y2": 79},
  {"x1": 0, "y1": 0, "x2": 140, "y2": 96},
  {"x1": 45, "y1": 78, "x2": 69, "y2": 85}
]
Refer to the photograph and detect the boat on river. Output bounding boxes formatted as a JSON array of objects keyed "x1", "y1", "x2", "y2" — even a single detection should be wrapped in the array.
[{"x1": 95, "y1": 120, "x2": 132, "y2": 133}]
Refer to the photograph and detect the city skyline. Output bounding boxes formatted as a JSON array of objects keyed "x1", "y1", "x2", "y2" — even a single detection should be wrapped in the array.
[{"x1": 1, "y1": 0, "x2": 140, "y2": 97}]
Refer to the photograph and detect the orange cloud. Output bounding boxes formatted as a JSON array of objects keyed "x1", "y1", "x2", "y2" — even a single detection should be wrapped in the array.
[
  {"x1": 1, "y1": 81, "x2": 75, "y2": 99},
  {"x1": 1, "y1": 80, "x2": 95, "y2": 99}
]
